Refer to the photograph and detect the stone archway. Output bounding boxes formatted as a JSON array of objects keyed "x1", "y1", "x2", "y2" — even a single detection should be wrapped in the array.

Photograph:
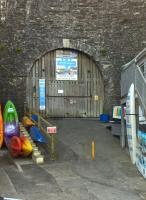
[
  {"x1": 26, "y1": 39, "x2": 114, "y2": 115},
  {"x1": 27, "y1": 47, "x2": 106, "y2": 117}
]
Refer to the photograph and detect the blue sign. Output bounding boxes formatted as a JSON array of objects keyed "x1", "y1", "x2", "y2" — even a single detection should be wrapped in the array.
[{"x1": 39, "y1": 79, "x2": 46, "y2": 110}]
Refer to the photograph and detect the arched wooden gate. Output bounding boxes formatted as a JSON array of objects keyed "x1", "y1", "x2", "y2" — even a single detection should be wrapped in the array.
[{"x1": 26, "y1": 49, "x2": 104, "y2": 117}]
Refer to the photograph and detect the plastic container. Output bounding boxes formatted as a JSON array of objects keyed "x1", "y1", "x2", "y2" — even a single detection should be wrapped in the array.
[{"x1": 100, "y1": 114, "x2": 110, "y2": 123}]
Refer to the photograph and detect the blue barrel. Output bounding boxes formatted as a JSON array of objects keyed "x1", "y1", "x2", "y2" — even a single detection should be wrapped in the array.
[{"x1": 100, "y1": 114, "x2": 109, "y2": 123}]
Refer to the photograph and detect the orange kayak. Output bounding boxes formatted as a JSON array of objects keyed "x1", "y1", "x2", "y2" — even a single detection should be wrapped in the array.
[{"x1": 0, "y1": 105, "x2": 3, "y2": 148}]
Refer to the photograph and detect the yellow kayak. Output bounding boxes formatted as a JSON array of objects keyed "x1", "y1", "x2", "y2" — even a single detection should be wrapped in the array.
[
  {"x1": 20, "y1": 136, "x2": 33, "y2": 157},
  {"x1": 22, "y1": 116, "x2": 35, "y2": 127}
]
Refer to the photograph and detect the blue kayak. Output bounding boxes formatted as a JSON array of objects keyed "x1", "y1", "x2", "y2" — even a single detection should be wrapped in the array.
[
  {"x1": 30, "y1": 126, "x2": 46, "y2": 143},
  {"x1": 31, "y1": 114, "x2": 38, "y2": 123}
]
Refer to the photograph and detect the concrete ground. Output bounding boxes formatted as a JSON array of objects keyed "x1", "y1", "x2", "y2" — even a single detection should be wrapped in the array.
[{"x1": 0, "y1": 119, "x2": 146, "y2": 200}]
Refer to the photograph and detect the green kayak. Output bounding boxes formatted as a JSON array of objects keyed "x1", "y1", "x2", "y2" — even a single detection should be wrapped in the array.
[{"x1": 3, "y1": 100, "x2": 19, "y2": 146}]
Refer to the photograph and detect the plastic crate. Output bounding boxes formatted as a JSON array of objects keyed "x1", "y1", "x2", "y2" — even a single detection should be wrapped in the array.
[{"x1": 100, "y1": 114, "x2": 109, "y2": 123}]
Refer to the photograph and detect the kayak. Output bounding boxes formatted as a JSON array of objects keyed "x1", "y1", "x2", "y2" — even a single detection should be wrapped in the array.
[
  {"x1": 9, "y1": 136, "x2": 22, "y2": 157},
  {"x1": 3, "y1": 100, "x2": 19, "y2": 146},
  {"x1": 0, "y1": 105, "x2": 3, "y2": 148},
  {"x1": 22, "y1": 116, "x2": 35, "y2": 127},
  {"x1": 31, "y1": 114, "x2": 38, "y2": 123},
  {"x1": 30, "y1": 126, "x2": 46, "y2": 143},
  {"x1": 9, "y1": 135, "x2": 32, "y2": 157},
  {"x1": 20, "y1": 136, "x2": 32, "y2": 157}
]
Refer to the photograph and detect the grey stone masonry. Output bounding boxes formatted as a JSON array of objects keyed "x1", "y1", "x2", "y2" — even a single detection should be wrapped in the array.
[{"x1": 0, "y1": 0, "x2": 146, "y2": 116}]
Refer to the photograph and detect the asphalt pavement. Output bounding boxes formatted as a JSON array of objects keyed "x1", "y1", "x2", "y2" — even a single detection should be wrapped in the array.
[{"x1": 0, "y1": 119, "x2": 146, "y2": 200}]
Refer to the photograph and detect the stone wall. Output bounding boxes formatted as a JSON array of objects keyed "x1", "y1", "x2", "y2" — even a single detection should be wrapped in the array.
[{"x1": 0, "y1": 0, "x2": 146, "y2": 117}]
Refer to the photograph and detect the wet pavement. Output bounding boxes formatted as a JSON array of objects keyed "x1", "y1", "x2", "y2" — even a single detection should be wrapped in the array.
[{"x1": 0, "y1": 119, "x2": 146, "y2": 200}]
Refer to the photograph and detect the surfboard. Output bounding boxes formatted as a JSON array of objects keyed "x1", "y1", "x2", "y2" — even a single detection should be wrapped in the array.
[
  {"x1": 135, "y1": 106, "x2": 146, "y2": 179},
  {"x1": 126, "y1": 83, "x2": 137, "y2": 164},
  {"x1": 3, "y1": 100, "x2": 19, "y2": 146},
  {"x1": 0, "y1": 105, "x2": 4, "y2": 148}
]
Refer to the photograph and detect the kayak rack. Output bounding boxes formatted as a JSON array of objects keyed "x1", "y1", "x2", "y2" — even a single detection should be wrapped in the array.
[
  {"x1": 26, "y1": 110, "x2": 57, "y2": 162},
  {"x1": 19, "y1": 123, "x2": 44, "y2": 164}
]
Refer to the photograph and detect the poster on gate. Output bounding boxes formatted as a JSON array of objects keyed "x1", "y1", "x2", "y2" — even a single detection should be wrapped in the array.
[
  {"x1": 39, "y1": 79, "x2": 46, "y2": 110},
  {"x1": 56, "y1": 50, "x2": 78, "y2": 80}
]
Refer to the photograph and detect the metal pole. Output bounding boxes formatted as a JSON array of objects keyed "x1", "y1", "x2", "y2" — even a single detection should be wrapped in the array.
[{"x1": 50, "y1": 134, "x2": 56, "y2": 160}]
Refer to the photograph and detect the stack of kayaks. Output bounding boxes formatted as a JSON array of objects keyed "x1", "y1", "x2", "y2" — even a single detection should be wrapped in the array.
[
  {"x1": 0, "y1": 105, "x2": 3, "y2": 148},
  {"x1": 3, "y1": 100, "x2": 32, "y2": 157},
  {"x1": 10, "y1": 135, "x2": 32, "y2": 157},
  {"x1": 1, "y1": 100, "x2": 46, "y2": 157},
  {"x1": 22, "y1": 115, "x2": 46, "y2": 144}
]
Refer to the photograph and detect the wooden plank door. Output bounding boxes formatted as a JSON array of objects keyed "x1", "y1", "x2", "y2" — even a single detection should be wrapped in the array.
[{"x1": 29, "y1": 49, "x2": 104, "y2": 117}]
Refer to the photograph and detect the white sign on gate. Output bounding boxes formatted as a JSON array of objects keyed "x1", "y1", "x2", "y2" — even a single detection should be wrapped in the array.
[{"x1": 58, "y1": 89, "x2": 64, "y2": 94}]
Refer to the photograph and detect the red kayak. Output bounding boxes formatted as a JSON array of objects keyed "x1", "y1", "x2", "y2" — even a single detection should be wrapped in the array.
[{"x1": 9, "y1": 136, "x2": 22, "y2": 157}]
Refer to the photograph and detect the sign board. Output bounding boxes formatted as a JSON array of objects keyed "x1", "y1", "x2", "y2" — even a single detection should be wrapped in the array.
[
  {"x1": 113, "y1": 106, "x2": 122, "y2": 119},
  {"x1": 94, "y1": 95, "x2": 99, "y2": 101},
  {"x1": 39, "y1": 79, "x2": 46, "y2": 110},
  {"x1": 136, "y1": 130, "x2": 146, "y2": 179},
  {"x1": 136, "y1": 106, "x2": 146, "y2": 179},
  {"x1": 58, "y1": 89, "x2": 64, "y2": 94},
  {"x1": 47, "y1": 127, "x2": 57, "y2": 134},
  {"x1": 8, "y1": 108, "x2": 14, "y2": 113},
  {"x1": 56, "y1": 50, "x2": 78, "y2": 80}
]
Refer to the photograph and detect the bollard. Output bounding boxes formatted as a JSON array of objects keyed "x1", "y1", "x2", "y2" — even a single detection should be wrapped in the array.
[
  {"x1": 91, "y1": 141, "x2": 95, "y2": 160},
  {"x1": 85, "y1": 141, "x2": 95, "y2": 160}
]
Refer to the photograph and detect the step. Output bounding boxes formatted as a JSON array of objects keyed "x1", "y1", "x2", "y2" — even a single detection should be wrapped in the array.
[
  {"x1": 31, "y1": 143, "x2": 36, "y2": 148},
  {"x1": 33, "y1": 147, "x2": 39, "y2": 151},
  {"x1": 33, "y1": 150, "x2": 41, "y2": 157},
  {"x1": 32, "y1": 154, "x2": 44, "y2": 164}
]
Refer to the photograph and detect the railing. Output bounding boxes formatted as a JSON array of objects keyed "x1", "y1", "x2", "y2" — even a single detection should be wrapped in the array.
[
  {"x1": 121, "y1": 60, "x2": 136, "y2": 97},
  {"x1": 135, "y1": 66, "x2": 146, "y2": 112},
  {"x1": 121, "y1": 62, "x2": 146, "y2": 113},
  {"x1": 25, "y1": 108, "x2": 57, "y2": 160}
]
